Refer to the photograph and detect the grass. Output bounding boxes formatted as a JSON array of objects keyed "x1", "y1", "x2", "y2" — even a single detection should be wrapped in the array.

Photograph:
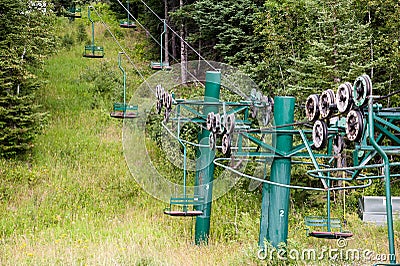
[{"x1": 1, "y1": 8, "x2": 400, "y2": 266}]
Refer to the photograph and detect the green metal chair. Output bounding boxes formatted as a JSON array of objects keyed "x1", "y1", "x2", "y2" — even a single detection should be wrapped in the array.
[
  {"x1": 119, "y1": 0, "x2": 136, "y2": 28},
  {"x1": 304, "y1": 215, "x2": 353, "y2": 239},
  {"x1": 110, "y1": 52, "x2": 138, "y2": 119},
  {"x1": 110, "y1": 103, "x2": 138, "y2": 119},
  {"x1": 83, "y1": 45, "x2": 104, "y2": 58},
  {"x1": 82, "y1": 6, "x2": 104, "y2": 59},
  {"x1": 164, "y1": 195, "x2": 204, "y2": 216},
  {"x1": 65, "y1": 5, "x2": 82, "y2": 18}
]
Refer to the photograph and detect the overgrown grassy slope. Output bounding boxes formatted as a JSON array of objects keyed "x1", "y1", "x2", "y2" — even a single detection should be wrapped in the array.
[{"x1": 0, "y1": 11, "x2": 399, "y2": 266}]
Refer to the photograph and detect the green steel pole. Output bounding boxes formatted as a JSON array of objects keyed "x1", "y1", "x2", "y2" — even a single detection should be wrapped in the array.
[
  {"x1": 327, "y1": 138, "x2": 333, "y2": 231},
  {"x1": 368, "y1": 97, "x2": 396, "y2": 264},
  {"x1": 127, "y1": 0, "x2": 130, "y2": 25},
  {"x1": 118, "y1": 52, "x2": 126, "y2": 114},
  {"x1": 160, "y1": 20, "x2": 166, "y2": 69},
  {"x1": 259, "y1": 96, "x2": 295, "y2": 249},
  {"x1": 327, "y1": 179, "x2": 331, "y2": 232},
  {"x1": 88, "y1": 7, "x2": 94, "y2": 49},
  {"x1": 194, "y1": 71, "x2": 221, "y2": 245}
]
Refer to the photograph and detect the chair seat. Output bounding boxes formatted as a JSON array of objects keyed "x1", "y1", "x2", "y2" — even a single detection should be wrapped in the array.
[
  {"x1": 164, "y1": 210, "x2": 203, "y2": 217},
  {"x1": 309, "y1": 231, "x2": 353, "y2": 239}
]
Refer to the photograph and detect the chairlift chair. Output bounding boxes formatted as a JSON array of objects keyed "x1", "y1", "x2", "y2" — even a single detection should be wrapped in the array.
[
  {"x1": 164, "y1": 196, "x2": 204, "y2": 217},
  {"x1": 65, "y1": 3, "x2": 81, "y2": 18},
  {"x1": 110, "y1": 52, "x2": 138, "y2": 119},
  {"x1": 119, "y1": 0, "x2": 136, "y2": 28},
  {"x1": 82, "y1": 6, "x2": 104, "y2": 58}
]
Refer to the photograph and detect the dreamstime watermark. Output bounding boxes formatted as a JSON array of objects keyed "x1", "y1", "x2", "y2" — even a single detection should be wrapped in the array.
[{"x1": 257, "y1": 239, "x2": 395, "y2": 263}]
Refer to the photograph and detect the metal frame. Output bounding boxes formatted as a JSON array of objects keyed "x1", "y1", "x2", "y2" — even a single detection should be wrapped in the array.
[
  {"x1": 83, "y1": 6, "x2": 104, "y2": 58},
  {"x1": 155, "y1": 73, "x2": 399, "y2": 264},
  {"x1": 110, "y1": 52, "x2": 138, "y2": 119}
]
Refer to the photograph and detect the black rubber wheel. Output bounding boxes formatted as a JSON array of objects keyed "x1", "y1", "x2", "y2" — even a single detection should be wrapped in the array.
[
  {"x1": 319, "y1": 89, "x2": 335, "y2": 119},
  {"x1": 305, "y1": 94, "x2": 320, "y2": 122},
  {"x1": 353, "y1": 74, "x2": 372, "y2": 107},
  {"x1": 221, "y1": 134, "x2": 231, "y2": 156},
  {"x1": 336, "y1": 82, "x2": 353, "y2": 113},
  {"x1": 346, "y1": 110, "x2": 364, "y2": 142},
  {"x1": 312, "y1": 120, "x2": 328, "y2": 150}
]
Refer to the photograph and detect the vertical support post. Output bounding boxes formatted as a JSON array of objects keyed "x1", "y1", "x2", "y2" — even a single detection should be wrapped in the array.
[
  {"x1": 326, "y1": 179, "x2": 331, "y2": 232},
  {"x1": 118, "y1": 52, "x2": 126, "y2": 114},
  {"x1": 194, "y1": 71, "x2": 221, "y2": 245},
  {"x1": 259, "y1": 96, "x2": 295, "y2": 249},
  {"x1": 368, "y1": 97, "x2": 396, "y2": 264},
  {"x1": 160, "y1": 19, "x2": 166, "y2": 69},
  {"x1": 88, "y1": 7, "x2": 94, "y2": 49},
  {"x1": 126, "y1": 0, "x2": 130, "y2": 25}
]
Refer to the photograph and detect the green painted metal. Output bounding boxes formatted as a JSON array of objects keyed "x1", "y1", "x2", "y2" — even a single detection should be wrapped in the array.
[
  {"x1": 160, "y1": 19, "x2": 166, "y2": 69},
  {"x1": 83, "y1": 6, "x2": 104, "y2": 58},
  {"x1": 194, "y1": 71, "x2": 221, "y2": 245},
  {"x1": 368, "y1": 98, "x2": 396, "y2": 264},
  {"x1": 89, "y1": 7, "x2": 94, "y2": 48},
  {"x1": 259, "y1": 96, "x2": 295, "y2": 248},
  {"x1": 66, "y1": 2, "x2": 81, "y2": 18},
  {"x1": 110, "y1": 53, "x2": 138, "y2": 118},
  {"x1": 119, "y1": 1, "x2": 136, "y2": 28},
  {"x1": 119, "y1": 52, "x2": 126, "y2": 110}
]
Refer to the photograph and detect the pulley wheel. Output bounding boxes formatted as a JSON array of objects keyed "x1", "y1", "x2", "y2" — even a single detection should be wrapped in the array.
[
  {"x1": 159, "y1": 86, "x2": 165, "y2": 102},
  {"x1": 163, "y1": 108, "x2": 170, "y2": 123},
  {"x1": 256, "y1": 91, "x2": 262, "y2": 101},
  {"x1": 221, "y1": 134, "x2": 231, "y2": 156},
  {"x1": 319, "y1": 89, "x2": 335, "y2": 119},
  {"x1": 346, "y1": 110, "x2": 364, "y2": 142},
  {"x1": 226, "y1": 113, "x2": 235, "y2": 134},
  {"x1": 250, "y1": 88, "x2": 257, "y2": 100},
  {"x1": 336, "y1": 82, "x2": 353, "y2": 113},
  {"x1": 162, "y1": 91, "x2": 168, "y2": 107},
  {"x1": 166, "y1": 93, "x2": 172, "y2": 110},
  {"x1": 261, "y1": 96, "x2": 272, "y2": 126},
  {"x1": 206, "y1": 112, "x2": 214, "y2": 131},
  {"x1": 155, "y1": 84, "x2": 161, "y2": 100},
  {"x1": 213, "y1": 113, "x2": 221, "y2": 134},
  {"x1": 219, "y1": 114, "x2": 226, "y2": 134},
  {"x1": 209, "y1": 132, "x2": 216, "y2": 150},
  {"x1": 251, "y1": 106, "x2": 258, "y2": 118},
  {"x1": 305, "y1": 94, "x2": 320, "y2": 122},
  {"x1": 312, "y1": 120, "x2": 328, "y2": 150},
  {"x1": 156, "y1": 100, "x2": 162, "y2": 115},
  {"x1": 353, "y1": 74, "x2": 372, "y2": 107}
]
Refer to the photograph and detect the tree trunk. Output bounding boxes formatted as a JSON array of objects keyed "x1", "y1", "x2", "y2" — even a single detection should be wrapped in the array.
[
  {"x1": 164, "y1": 0, "x2": 169, "y2": 65},
  {"x1": 180, "y1": 0, "x2": 187, "y2": 84}
]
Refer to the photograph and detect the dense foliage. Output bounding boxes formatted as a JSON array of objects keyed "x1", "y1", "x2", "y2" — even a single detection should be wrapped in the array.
[
  {"x1": 106, "y1": 0, "x2": 400, "y2": 102},
  {"x1": 0, "y1": 0, "x2": 57, "y2": 157},
  {"x1": 3, "y1": 0, "x2": 400, "y2": 201}
]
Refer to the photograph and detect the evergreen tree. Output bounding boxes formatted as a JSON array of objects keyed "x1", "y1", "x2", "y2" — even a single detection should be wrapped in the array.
[
  {"x1": 254, "y1": 0, "x2": 372, "y2": 100},
  {"x1": 362, "y1": 0, "x2": 400, "y2": 99},
  {"x1": 287, "y1": 0, "x2": 372, "y2": 100},
  {"x1": 0, "y1": 0, "x2": 57, "y2": 158},
  {"x1": 253, "y1": 0, "x2": 317, "y2": 96}
]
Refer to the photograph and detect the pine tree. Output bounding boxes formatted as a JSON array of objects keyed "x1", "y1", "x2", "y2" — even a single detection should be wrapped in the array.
[
  {"x1": 286, "y1": 0, "x2": 372, "y2": 100},
  {"x1": 0, "y1": 0, "x2": 56, "y2": 158}
]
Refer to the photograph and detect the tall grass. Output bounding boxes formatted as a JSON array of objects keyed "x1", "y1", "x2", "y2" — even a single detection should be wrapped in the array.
[{"x1": 0, "y1": 9, "x2": 399, "y2": 266}]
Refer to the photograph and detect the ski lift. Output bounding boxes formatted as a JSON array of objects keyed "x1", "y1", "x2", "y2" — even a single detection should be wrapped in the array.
[
  {"x1": 65, "y1": 4, "x2": 81, "y2": 18},
  {"x1": 83, "y1": 6, "x2": 104, "y2": 58},
  {"x1": 119, "y1": 0, "x2": 136, "y2": 28},
  {"x1": 164, "y1": 196, "x2": 204, "y2": 216},
  {"x1": 305, "y1": 178, "x2": 353, "y2": 239},
  {"x1": 110, "y1": 52, "x2": 138, "y2": 119},
  {"x1": 150, "y1": 19, "x2": 171, "y2": 70},
  {"x1": 305, "y1": 216, "x2": 353, "y2": 239}
]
